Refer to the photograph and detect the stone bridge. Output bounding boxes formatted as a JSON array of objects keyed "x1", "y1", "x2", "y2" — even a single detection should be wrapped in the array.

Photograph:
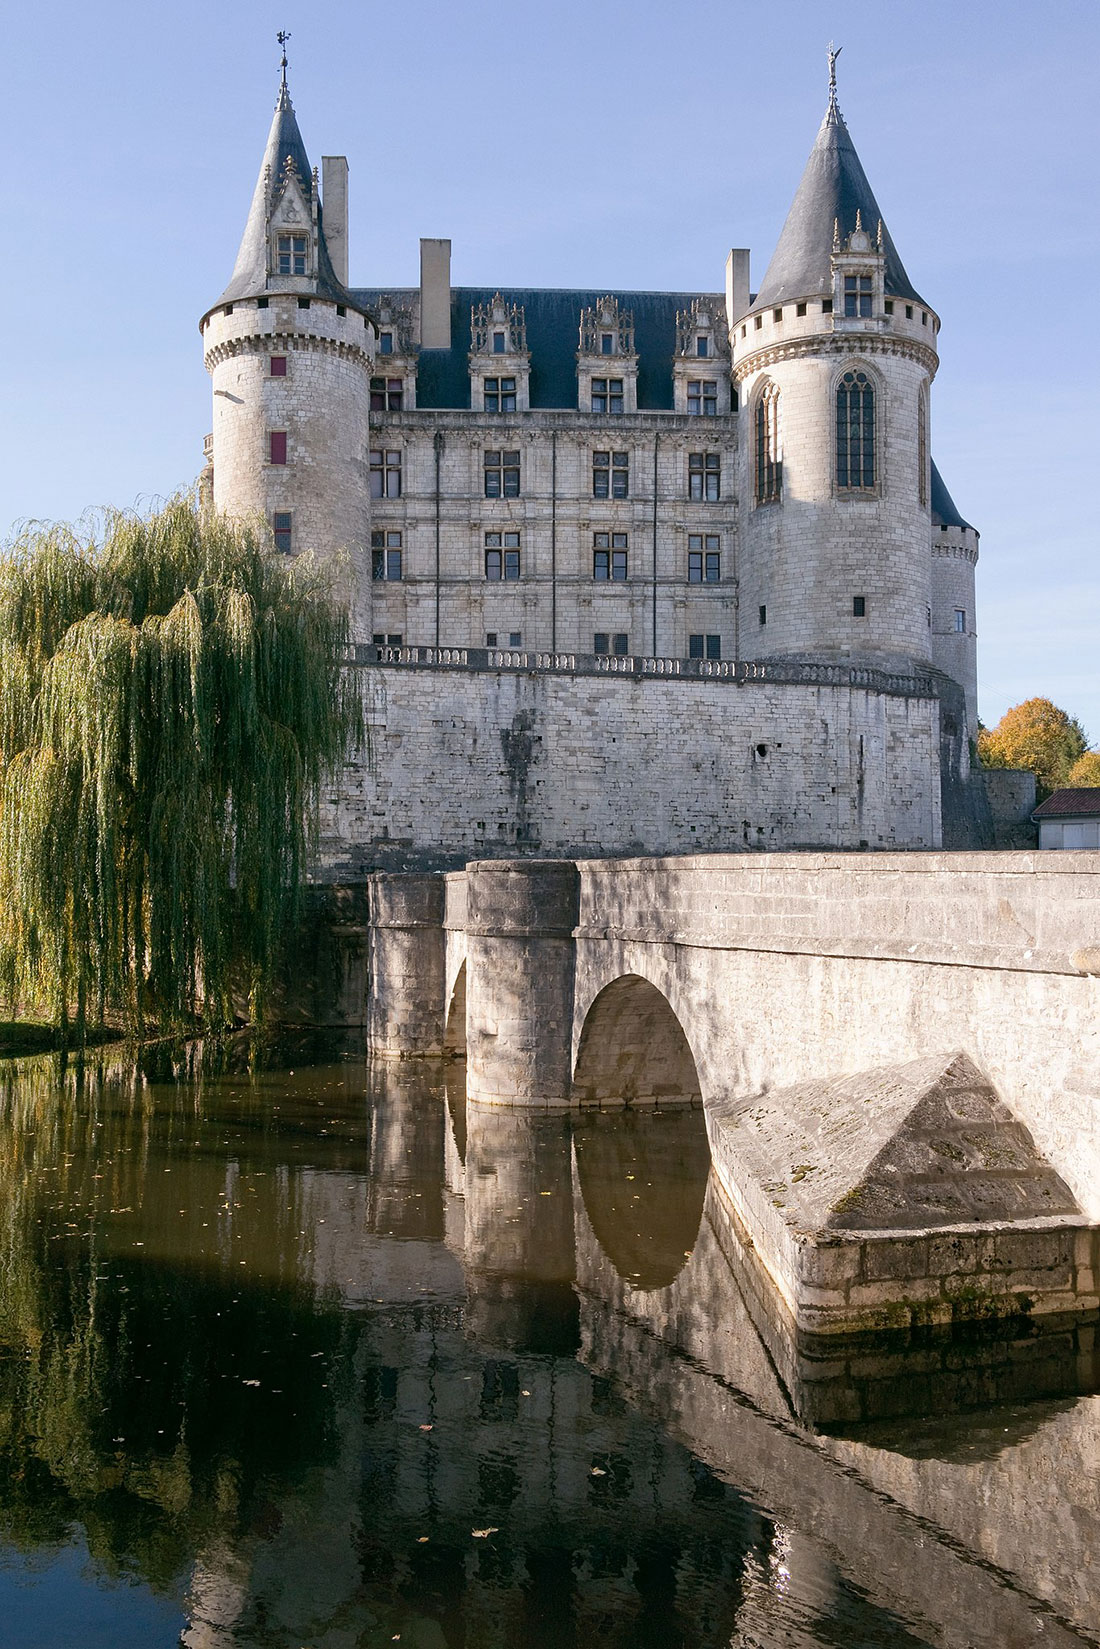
[{"x1": 362, "y1": 851, "x2": 1100, "y2": 1337}]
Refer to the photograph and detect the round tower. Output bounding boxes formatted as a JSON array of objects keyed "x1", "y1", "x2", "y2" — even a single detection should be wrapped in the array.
[
  {"x1": 731, "y1": 70, "x2": 938, "y2": 675},
  {"x1": 929, "y1": 462, "x2": 979, "y2": 729},
  {"x1": 199, "y1": 63, "x2": 374, "y2": 606}
]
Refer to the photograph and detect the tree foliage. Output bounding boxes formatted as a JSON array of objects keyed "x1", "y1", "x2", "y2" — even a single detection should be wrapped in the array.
[
  {"x1": 1066, "y1": 751, "x2": 1100, "y2": 787},
  {"x1": 977, "y1": 697, "x2": 1089, "y2": 796},
  {"x1": 0, "y1": 499, "x2": 362, "y2": 1035}
]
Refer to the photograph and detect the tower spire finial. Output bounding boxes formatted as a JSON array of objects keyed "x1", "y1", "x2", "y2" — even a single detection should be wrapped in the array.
[
  {"x1": 827, "y1": 41, "x2": 842, "y2": 119},
  {"x1": 277, "y1": 30, "x2": 291, "y2": 94}
]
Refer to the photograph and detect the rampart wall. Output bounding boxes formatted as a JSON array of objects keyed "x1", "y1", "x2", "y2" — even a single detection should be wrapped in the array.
[{"x1": 320, "y1": 652, "x2": 942, "y2": 872}]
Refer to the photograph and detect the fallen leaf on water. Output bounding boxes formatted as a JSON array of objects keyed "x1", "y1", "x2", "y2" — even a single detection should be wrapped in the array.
[
  {"x1": 471, "y1": 1527, "x2": 499, "y2": 1538},
  {"x1": 419, "y1": 1423, "x2": 433, "y2": 1432},
  {"x1": 590, "y1": 1467, "x2": 606, "y2": 1476},
  {"x1": 242, "y1": 1380, "x2": 261, "y2": 1387}
]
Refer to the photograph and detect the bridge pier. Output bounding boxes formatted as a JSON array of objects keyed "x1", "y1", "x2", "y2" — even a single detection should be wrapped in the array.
[
  {"x1": 465, "y1": 860, "x2": 580, "y2": 1107},
  {"x1": 366, "y1": 873, "x2": 446, "y2": 1056}
]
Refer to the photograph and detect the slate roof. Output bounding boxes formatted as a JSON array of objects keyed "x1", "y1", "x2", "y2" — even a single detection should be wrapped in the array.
[
  {"x1": 1032, "y1": 789, "x2": 1100, "y2": 820},
  {"x1": 349, "y1": 287, "x2": 720, "y2": 411},
  {"x1": 209, "y1": 85, "x2": 358, "y2": 315},
  {"x1": 930, "y1": 461, "x2": 974, "y2": 532},
  {"x1": 753, "y1": 99, "x2": 925, "y2": 311}
]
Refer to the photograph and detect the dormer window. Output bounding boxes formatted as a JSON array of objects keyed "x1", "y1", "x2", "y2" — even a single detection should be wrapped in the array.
[
  {"x1": 277, "y1": 234, "x2": 308, "y2": 276},
  {"x1": 493, "y1": 331, "x2": 506, "y2": 354},
  {"x1": 844, "y1": 275, "x2": 873, "y2": 318},
  {"x1": 379, "y1": 331, "x2": 394, "y2": 355},
  {"x1": 601, "y1": 333, "x2": 614, "y2": 355},
  {"x1": 696, "y1": 336, "x2": 708, "y2": 357}
]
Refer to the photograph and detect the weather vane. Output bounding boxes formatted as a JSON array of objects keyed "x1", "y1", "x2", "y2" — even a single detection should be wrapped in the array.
[
  {"x1": 828, "y1": 41, "x2": 842, "y2": 111},
  {"x1": 277, "y1": 30, "x2": 291, "y2": 91}
]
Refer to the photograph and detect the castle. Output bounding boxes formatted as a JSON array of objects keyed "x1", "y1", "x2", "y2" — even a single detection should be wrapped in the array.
[{"x1": 200, "y1": 53, "x2": 985, "y2": 870}]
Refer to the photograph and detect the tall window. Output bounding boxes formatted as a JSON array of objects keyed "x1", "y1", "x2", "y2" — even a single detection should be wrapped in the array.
[
  {"x1": 844, "y1": 274, "x2": 873, "y2": 318},
  {"x1": 484, "y1": 450, "x2": 520, "y2": 498},
  {"x1": 689, "y1": 452, "x2": 720, "y2": 501},
  {"x1": 593, "y1": 532, "x2": 628, "y2": 580},
  {"x1": 592, "y1": 378, "x2": 624, "y2": 415},
  {"x1": 369, "y1": 449, "x2": 401, "y2": 498},
  {"x1": 485, "y1": 531, "x2": 520, "y2": 580},
  {"x1": 276, "y1": 233, "x2": 308, "y2": 275},
  {"x1": 836, "y1": 370, "x2": 875, "y2": 489},
  {"x1": 268, "y1": 431, "x2": 287, "y2": 466},
  {"x1": 755, "y1": 384, "x2": 781, "y2": 503},
  {"x1": 593, "y1": 451, "x2": 629, "y2": 498},
  {"x1": 272, "y1": 511, "x2": 292, "y2": 553},
  {"x1": 688, "y1": 535, "x2": 720, "y2": 582},
  {"x1": 378, "y1": 331, "x2": 394, "y2": 355},
  {"x1": 370, "y1": 377, "x2": 403, "y2": 411},
  {"x1": 484, "y1": 377, "x2": 516, "y2": 413},
  {"x1": 918, "y1": 389, "x2": 929, "y2": 508},
  {"x1": 371, "y1": 530, "x2": 403, "y2": 580},
  {"x1": 492, "y1": 331, "x2": 506, "y2": 354},
  {"x1": 954, "y1": 608, "x2": 966, "y2": 633},
  {"x1": 687, "y1": 379, "x2": 718, "y2": 416}
]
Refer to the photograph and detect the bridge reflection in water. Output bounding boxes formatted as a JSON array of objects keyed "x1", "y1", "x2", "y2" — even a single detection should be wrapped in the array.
[{"x1": 0, "y1": 1040, "x2": 1096, "y2": 1647}]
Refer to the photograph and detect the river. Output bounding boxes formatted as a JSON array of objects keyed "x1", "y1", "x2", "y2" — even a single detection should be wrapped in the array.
[{"x1": 0, "y1": 1037, "x2": 1096, "y2": 1647}]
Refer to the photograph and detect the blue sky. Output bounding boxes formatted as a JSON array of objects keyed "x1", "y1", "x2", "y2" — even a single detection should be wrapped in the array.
[{"x1": 4, "y1": 0, "x2": 1098, "y2": 738}]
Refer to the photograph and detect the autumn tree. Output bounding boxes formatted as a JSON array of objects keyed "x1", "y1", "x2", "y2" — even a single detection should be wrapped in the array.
[
  {"x1": 0, "y1": 499, "x2": 362, "y2": 1036},
  {"x1": 977, "y1": 698, "x2": 1089, "y2": 797},
  {"x1": 1066, "y1": 751, "x2": 1100, "y2": 787}
]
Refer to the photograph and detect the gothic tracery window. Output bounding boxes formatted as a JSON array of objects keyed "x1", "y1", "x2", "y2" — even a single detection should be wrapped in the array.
[
  {"x1": 755, "y1": 384, "x2": 781, "y2": 503},
  {"x1": 836, "y1": 370, "x2": 875, "y2": 490}
]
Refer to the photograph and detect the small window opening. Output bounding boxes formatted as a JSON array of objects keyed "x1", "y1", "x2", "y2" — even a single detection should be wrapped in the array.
[
  {"x1": 954, "y1": 608, "x2": 966, "y2": 633},
  {"x1": 257, "y1": 296, "x2": 269, "y2": 310},
  {"x1": 486, "y1": 631, "x2": 498, "y2": 646},
  {"x1": 773, "y1": 308, "x2": 782, "y2": 323},
  {"x1": 379, "y1": 331, "x2": 394, "y2": 355},
  {"x1": 297, "y1": 297, "x2": 311, "y2": 310},
  {"x1": 884, "y1": 299, "x2": 894, "y2": 315},
  {"x1": 822, "y1": 298, "x2": 833, "y2": 314},
  {"x1": 273, "y1": 511, "x2": 292, "y2": 553},
  {"x1": 759, "y1": 604, "x2": 767, "y2": 625},
  {"x1": 796, "y1": 302, "x2": 807, "y2": 317},
  {"x1": 336, "y1": 303, "x2": 346, "y2": 317},
  {"x1": 853, "y1": 595, "x2": 867, "y2": 617},
  {"x1": 493, "y1": 331, "x2": 506, "y2": 353},
  {"x1": 270, "y1": 355, "x2": 287, "y2": 377}
]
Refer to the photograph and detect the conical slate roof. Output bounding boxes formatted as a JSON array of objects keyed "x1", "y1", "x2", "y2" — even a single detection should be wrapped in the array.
[
  {"x1": 753, "y1": 98, "x2": 925, "y2": 311},
  {"x1": 931, "y1": 460, "x2": 975, "y2": 533},
  {"x1": 209, "y1": 83, "x2": 358, "y2": 313}
]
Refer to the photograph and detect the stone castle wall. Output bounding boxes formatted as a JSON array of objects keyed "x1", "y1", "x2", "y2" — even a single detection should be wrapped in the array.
[{"x1": 319, "y1": 654, "x2": 941, "y2": 874}]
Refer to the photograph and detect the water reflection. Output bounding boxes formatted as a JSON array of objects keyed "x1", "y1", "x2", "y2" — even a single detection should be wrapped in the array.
[{"x1": 0, "y1": 1042, "x2": 1095, "y2": 1647}]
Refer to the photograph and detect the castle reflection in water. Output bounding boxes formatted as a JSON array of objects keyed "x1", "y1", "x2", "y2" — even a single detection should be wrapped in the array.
[{"x1": 0, "y1": 1039, "x2": 1095, "y2": 1648}]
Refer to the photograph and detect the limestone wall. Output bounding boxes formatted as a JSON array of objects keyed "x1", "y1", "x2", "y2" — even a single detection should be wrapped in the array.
[{"x1": 320, "y1": 659, "x2": 941, "y2": 873}]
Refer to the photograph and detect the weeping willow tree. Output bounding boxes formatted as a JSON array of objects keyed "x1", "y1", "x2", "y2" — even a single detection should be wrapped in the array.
[{"x1": 0, "y1": 498, "x2": 362, "y2": 1036}]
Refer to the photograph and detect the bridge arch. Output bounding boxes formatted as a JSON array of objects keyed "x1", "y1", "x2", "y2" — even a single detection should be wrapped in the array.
[
  {"x1": 572, "y1": 973, "x2": 703, "y2": 1108},
  {"x1": 444, "y1": 959, "x2": 466, "y2": 1056}
]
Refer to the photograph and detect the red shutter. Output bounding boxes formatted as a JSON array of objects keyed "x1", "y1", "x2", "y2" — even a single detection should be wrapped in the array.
[
  {"x1": 270, "y1": 355, "x2": 287, "y2": 377},
  {"x1": 269, "y1": 431, "x2": 287, "y2": 465}
]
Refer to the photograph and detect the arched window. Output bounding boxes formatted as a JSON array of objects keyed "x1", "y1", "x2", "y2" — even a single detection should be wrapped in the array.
[
  {"x1": 836, "y1": 370, "x2": 875, "y2": 489},
  {"x1": 918, "y1": 387, "x2": 929, "y2": 508},
  {"x1": 755, "y1": 383, "x2": 781, "y2": 503}
]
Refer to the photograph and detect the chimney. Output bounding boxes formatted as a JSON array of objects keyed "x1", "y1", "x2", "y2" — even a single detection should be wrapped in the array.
[
  {"x1": 725, "y1": 248, "x2": 750, "y2": 328},
  {"x1": 420, "y1": 237, "x2": 452, "y2": 349},
  {"x1": 322, "y1": 157, "x2": 349, "y2": 286}
]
